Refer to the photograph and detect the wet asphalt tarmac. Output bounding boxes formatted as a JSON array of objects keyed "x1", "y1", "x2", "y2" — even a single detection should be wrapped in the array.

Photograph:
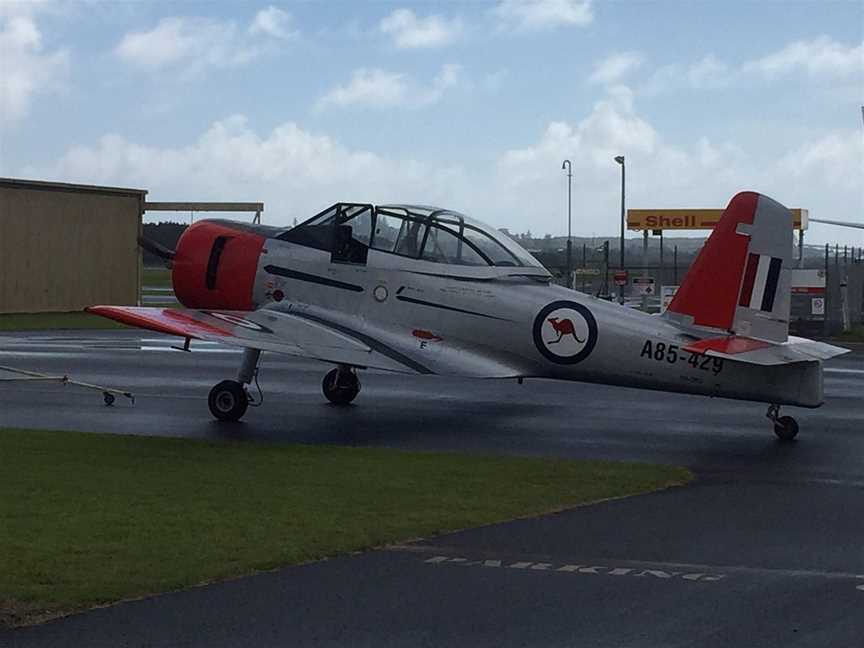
[{"x1": 1, "y1": 330, "x2": 862, "y2": 647}]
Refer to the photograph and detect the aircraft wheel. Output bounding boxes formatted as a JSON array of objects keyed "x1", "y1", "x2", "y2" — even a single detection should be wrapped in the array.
[
  {"x1": 208, "y1": 380, "x2": 249, "y2": 421},
  {"x1": 773, "y1": 415, "x2": 799, "y2": 442},
  {"x1": 322, "y1": 368, "x2": 360, "y2": 405}
]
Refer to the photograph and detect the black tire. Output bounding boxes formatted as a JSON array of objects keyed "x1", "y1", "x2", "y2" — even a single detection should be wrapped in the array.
[
  {"x1": 774, "y1": 415, "x2": 799, "y2": 442},
  {"x1": 322, "y1": 368, "x2": 360, "y2": 405},
  {"x1": 208, "y1": 380, "x2": 249, "y2": 421},
  {"x1": 103, "y1": 392, "x2": 116, "y2": 407}
]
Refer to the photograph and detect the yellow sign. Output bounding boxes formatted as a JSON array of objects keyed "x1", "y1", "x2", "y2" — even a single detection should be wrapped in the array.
[{"x1": 627, "y1": 208, "x2": 808, "y2": 231}]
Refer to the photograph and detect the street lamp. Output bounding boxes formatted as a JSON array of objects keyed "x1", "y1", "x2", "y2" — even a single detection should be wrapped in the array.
[
  {"x1": 614, "y1": 155, "x2": 625, "y2": 304},
  {"x1": 562, "y1": 159, "x2": 573, "y2": 289}
]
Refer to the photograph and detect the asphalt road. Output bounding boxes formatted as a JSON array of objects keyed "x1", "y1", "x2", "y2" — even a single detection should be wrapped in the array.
[{"x1": 1, "y1": 330, "x2": 863, "y2": 647}]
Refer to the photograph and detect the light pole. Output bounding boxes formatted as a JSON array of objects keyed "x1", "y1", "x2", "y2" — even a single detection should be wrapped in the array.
[
  {"x1": 561, "y1": 159, "x2": 573, "y2": 289},
  {"x1": 614, "y1": 155, "x2": 625, "y2": 304}
]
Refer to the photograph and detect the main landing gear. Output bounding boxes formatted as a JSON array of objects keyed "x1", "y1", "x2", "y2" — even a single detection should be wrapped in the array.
[
  {"x1": 766, "y1": 404, "x2": 799, "y2": 442},
  {"x1": 322, "y1": 366, "x2": 361, "y2": 405},
  {"x1": 207, "y1": 350, "x2": 363, "y2": 421},
  {"x1": 208, "y1": 380, "x2": 249, "y2": 421},
  {"x1": 208, "y1": 348, "x2": 261, "y2": 422}
]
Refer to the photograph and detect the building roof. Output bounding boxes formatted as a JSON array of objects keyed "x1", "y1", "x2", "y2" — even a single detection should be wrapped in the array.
[{"x1": 0, "y1": 177, "x2": 148, "y2": 197}]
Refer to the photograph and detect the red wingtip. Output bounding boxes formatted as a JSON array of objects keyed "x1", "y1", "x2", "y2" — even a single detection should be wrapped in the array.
[
  {"x1": 86, "y1": 306, "x2": 229, "y2": 338},
  {"x1": 666, "y1": 192, "x2": 759, "y2": 330}
]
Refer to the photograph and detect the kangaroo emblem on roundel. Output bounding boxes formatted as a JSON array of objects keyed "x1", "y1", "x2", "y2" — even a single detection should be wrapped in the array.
[
  {"x1": 533, "y1": 301, "x2": 598, "y2": 365},
  {"x1": 546, "y1": 317, "x2": 585, "y2": 344}
]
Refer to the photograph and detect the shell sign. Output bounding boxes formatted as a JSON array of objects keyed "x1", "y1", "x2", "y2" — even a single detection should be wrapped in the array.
[{"x1": 627, "y1": 208, "x2": 808, "y2": 231}]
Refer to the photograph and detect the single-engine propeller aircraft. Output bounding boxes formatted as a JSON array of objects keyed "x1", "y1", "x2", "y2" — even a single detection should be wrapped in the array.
[{"x1": 90, "y1": 191, "x2": 848, "y2": 441}]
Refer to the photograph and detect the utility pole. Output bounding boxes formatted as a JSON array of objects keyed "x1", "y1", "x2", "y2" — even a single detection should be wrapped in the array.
[
  {"x1": 602, "y1": 240, "x2": 610, "y2": 299},
  {"x1": 659, "y1": 229, "x2": 664, "y2": 284},
  {"x1": 798, "y1": 229, "x2": 804, "y2": 268},
  {"x1": 581, "y1": 243, "x2": 587, "y2": 293},
  {"x1": 614, "y1": 155, "x2": 625, "y2": 304},
  {"x1": 641, "y1": 230, "x2": 649, "y2": 311},
  {"x1": 673, "y1": 245, "x2": 678, "y2": 285},
  {"x1": 562, "y1": 160, "x2": 573, "y2": 289}
]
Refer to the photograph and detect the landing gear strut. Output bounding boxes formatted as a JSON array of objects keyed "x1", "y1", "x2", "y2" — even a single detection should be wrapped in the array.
[
  {"x1": 208, "y1": 348, "x2": 261, "y2": 422},
  {"x1": 766, "y1": 404, "x2": 798, "y2": 442},
  {"x1": 322, "y1": 366, "x2": 361, "y2": 405}
]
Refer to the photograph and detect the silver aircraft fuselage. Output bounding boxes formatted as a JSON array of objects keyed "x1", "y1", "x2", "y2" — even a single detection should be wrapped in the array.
[{"x1": 255, "y1": 236, "x2": 823, "y2": 408}]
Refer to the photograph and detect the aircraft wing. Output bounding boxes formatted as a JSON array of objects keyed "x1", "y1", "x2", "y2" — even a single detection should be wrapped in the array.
[
  {"x1": 683, "y1": 335, "x2": 849, "y2": 366},
  {"x1": 86, "y1": 306, "x2": 523, "y2": 377}
]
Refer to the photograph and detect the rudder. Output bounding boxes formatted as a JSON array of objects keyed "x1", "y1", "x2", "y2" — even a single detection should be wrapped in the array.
[{"x1": 664, "y1": 192, "x2": 793, "y2": 343}]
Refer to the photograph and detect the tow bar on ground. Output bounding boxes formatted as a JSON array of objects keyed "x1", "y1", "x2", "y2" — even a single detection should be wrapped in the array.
[{"x1": 0, "y1": 365, "x2": 135, "y2": 406}]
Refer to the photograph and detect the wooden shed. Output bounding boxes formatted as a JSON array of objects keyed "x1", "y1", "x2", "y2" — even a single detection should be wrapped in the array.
[{"x1": 0, "y1": 178, "x2": 146, "y2": 313}]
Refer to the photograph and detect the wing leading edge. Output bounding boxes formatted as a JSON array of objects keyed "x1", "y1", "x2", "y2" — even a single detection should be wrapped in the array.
[
  {"x1": 86, "y1": 306, "x2": 420, "y2": 374},
  {"x1": 86, "y1": 306, "x2": 525, "y2": 378}
]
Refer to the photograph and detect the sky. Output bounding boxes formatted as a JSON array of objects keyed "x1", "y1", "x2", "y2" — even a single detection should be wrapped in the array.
[{"x1": 1, "y1": 0, "x2": 862, "y2": 245}]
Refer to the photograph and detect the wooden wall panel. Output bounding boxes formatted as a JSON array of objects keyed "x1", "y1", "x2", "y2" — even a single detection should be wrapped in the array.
[{"x1": 0, "y1": 185, "x2": 142, "y2": 313}]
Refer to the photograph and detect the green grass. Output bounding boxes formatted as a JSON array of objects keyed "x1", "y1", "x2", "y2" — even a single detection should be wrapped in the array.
[
  {"x1": 834, "y1": 325, "x2": 864, "y2": 343},
  {"x1": 0, "y1": 429, "x2": 691, "y2": 627},
  {"x1": 0, "y1": 311, "x2": 129, "y2": 331},
  {"x1": 143, "y1": 267, "x2": 172, "y2": 288}
]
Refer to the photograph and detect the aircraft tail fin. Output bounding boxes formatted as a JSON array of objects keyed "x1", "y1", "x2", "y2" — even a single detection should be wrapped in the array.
[{"x1": 664, "y1": 192, "x2": 793, "y2": 343}]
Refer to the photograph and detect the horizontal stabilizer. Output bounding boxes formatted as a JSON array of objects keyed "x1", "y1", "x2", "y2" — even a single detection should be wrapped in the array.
[{"x1": 684, "y1": 335, "x2": 849, "y2": 366}]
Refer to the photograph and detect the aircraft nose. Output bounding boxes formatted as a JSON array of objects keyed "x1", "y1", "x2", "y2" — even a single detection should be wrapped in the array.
[{"x1": 172, "y1": 221, "x2": 265, "y2": 310}]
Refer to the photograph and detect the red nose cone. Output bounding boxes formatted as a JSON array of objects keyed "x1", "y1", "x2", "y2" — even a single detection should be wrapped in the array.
[{"x1": 172, "y1": 221, "x2": 265, "y2": 310}]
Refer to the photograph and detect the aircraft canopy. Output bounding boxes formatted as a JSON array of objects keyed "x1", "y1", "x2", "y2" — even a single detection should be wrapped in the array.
[{"x1": 280, "y1": 203, "x2": 544, "y2": 269}]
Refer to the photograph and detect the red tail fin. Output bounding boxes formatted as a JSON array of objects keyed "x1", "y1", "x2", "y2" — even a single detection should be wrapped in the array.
[{"x1": 665, "y1": 192, "x2": 793, "y2": 342}]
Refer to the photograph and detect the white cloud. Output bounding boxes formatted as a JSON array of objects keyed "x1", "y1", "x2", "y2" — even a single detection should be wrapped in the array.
[
  {"x1": 115, "y1": 11, "x2": 294, "y2": 76},
  {"x1": 776, "y1": 131, "x2": 864, "y2": 191},
  {"x1": 26, "y1": 115, "x2": 472, "y2": 223},
  {"x1": 491, "y1": 88, "x2": 862, "y2": 238},
  {"x1": 642, "y1": 55, "x2": 734, "y2": 94},
  {"x1": 589, "y1": 52, "x2": 642, "y2": 85},
  {"x1": 746, "y1": 36, "x2": 864, "y2": 79},
  {"x1": 23, "y1": 90, "x2": 863, "y2": 243},
  {"x1": 497, "y1": 87, "x2": 658, "y2": 187},
  {"x1": 493, "y1": 0, "x2": 593, "y2": 31},
  {"x1": 643, "y1": 37, "x2": 862, "y2": 95},
  {"x1": 249, "y1": 6, "x2": 297, "y2": 40},
  {"x1": 0, "y1": 11, "x2": 69, "y2": 124},
  {"x1": 686, "y1": 55, "x2": 732, "y2": 88},
  {"x1": 316, "y1": 64, "x2": 464, "y2": 110},
  {"x1": 379, "y1": 8, "x2": 462, "y2": 49},
  {"x1": 316, "y1": 69, "x2": 408, "y2": 108}
]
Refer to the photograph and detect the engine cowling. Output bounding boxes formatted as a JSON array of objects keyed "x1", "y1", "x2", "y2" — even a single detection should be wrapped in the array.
[{"x1": 172, "y1": 221, "x2": 265, "y2": 310}]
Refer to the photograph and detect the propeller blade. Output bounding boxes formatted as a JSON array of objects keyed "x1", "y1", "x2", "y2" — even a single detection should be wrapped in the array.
[{"x1": 138, "y1": 236, "x2": 175, "y2": 261}]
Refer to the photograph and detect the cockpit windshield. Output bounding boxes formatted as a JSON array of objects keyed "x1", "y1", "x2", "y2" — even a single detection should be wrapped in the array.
[{"x1": 278, "y1": 203, "x2": 544, "y2": 269}]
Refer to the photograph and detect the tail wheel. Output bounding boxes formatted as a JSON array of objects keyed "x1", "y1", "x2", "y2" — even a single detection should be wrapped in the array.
[
  {"x1": 208, "y1": 380, "x2": 249, "y2": 421},
  {"x1": 322, "y1": 368, "x2": 360, "y2": 405},
  {"x1": 773, "y1": 415, "x2": 799, "y2": 442}
]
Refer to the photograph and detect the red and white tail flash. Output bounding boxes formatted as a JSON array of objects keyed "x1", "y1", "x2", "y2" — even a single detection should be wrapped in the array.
[{"x1": 665, "y1": 192, "x2": 793, "y2": 343}]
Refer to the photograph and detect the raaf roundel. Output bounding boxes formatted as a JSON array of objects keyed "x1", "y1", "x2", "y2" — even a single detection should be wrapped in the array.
[{"x1": 90, "y1": 194, "x2": 847, "y2": 441}]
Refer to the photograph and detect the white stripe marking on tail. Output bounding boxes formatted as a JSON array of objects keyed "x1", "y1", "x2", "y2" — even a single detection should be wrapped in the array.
[{"x1": 749, "y1": 255, "x2": 771, "y2": 309}]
